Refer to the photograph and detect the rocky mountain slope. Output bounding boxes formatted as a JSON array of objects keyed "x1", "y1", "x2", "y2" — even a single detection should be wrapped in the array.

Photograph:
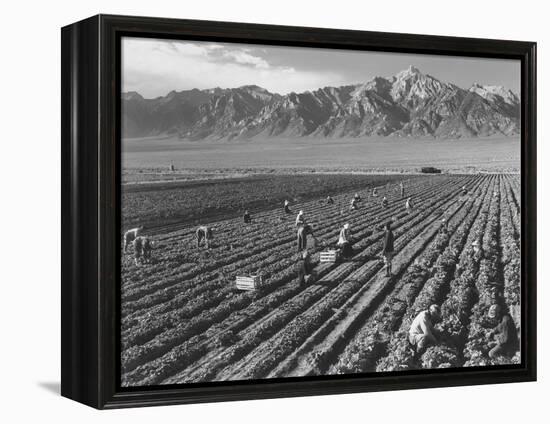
[{"x1": 123, "y1": 66, "x2": 519, "y2": 140}]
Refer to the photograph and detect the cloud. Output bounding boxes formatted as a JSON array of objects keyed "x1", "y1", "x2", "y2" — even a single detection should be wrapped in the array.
[{"x1": 122, "y1": 38, "x2": 346, "y2": 97}]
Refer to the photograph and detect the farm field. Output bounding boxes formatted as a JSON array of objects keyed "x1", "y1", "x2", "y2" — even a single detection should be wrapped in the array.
[{"x1": 120, "y1": 173, "x2": 521, "y2": 386}]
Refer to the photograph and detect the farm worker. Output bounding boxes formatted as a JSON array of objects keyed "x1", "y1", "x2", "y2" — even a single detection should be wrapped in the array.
[
  {"x1": 337, "y1": 223, "x2": 353, "y2": 258},
  {"x1": 405, "y1": 197, "x2": 413, "y2": 213},
  {"x1": 284, "y1": 200, "x2": 292, "y2": 214},
  {"x1": 298, "y1": 250, "x2": 315, "y2": 287},
  {"x1": 133, "y1": 236, "x2": 144, "y2": 266},
  {"x1": 461, "y1": 185, "x2": 468, "y2": 196},
  {"x1": 243, "y1": 210, "x2": 251, "y2": 223},
  {"x1": 372, "y1": 187, "x2": 378, "y2": 197},
  {"x1": 382, "y1": 196, "x2": 388, "y2": 208},
  {"x1": 439, "y1": 218, "x2": 448, "y2": 234},
  {"x1": 134, "y1": 236, "x2": 153, "y2": 265},
  {"x1": 124, "y1": 225, "x2": 144, "y2": 251},
  {"x1": 350, "y1": 197, "x2": 358, "y2": 211},
  {"x1": 472, "y1": 239, "x2": 481, "y2": 255},
  {"x1": 296, "y1": 210, "x2": 306, "y2": 227},
  {"x1": 297, "y1": 224, "x2": 317, "y2": 252},
  {"x1": 487, "y1": 304, "x2": 518, "y2": 359},
  {"x1": 400, "y1": 182, "x2": 405, "y2": 199},
  {"x1": 354, "y1": 193, "x2": 361, "y2": 202},
  {"x1": 409, "y1": 304, "x2": 441, "y2": 353},
  {"x1": 382, "y1": 221, "x2": 395, "y2": 276},
  {"x1": 196, "y1": 225, "x2": 214, "y2": 249},
  {"x1": 326, "y1": 195, "x2": 334, "y2": 205}
]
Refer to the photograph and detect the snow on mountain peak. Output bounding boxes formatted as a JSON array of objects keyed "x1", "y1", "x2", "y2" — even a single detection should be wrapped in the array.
[{"x1": 469, "y1": 84, "x2": 519, "y2": 105}]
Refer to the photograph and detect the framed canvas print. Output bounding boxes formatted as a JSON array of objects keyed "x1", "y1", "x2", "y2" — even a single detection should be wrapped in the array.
[{"x1": 61, "y1": 14, "x2": 536, "y2": 409}]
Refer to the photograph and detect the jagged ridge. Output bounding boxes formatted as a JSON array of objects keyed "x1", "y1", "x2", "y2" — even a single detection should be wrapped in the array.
[{"x1": 122, "y1": 67, "x2": 520, "y2": 140}]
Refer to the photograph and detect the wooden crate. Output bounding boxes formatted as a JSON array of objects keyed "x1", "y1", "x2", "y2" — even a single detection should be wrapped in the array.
[
  {"x1": 236, "y1": 275, "x2": 263, "y2": 291},
  {"x1": 320, "y1": 249, "x2": 340, "y2": 263}
]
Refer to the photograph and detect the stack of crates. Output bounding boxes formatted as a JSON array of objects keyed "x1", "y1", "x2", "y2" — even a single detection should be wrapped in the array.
[
  {"x1": 236, "y1": 275, "x2": 263, "y2": 291},
  {"x1": 320, "y1": 249, "x2": 340, "y2": 263}
]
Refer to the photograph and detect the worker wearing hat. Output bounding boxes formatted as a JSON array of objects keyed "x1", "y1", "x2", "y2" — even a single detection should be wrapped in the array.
[{"x1": 409, "y1": 304, "x2": 441, "y2": 353}]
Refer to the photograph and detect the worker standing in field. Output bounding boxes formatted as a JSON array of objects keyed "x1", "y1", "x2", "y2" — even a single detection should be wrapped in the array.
[
  {"x1": 124, "y1": 225, "x2": 144, "y2": 251},
  {"x1": 405, "y1": 197, "x2": 413, "y2": 214},
  {"x1": 337, "y1": 223, "x2": 353, "y2": 259},
  {"x1": 400, "y1": 182, "x2": 405, "y2": 199},
  {"x1": 326, "y1": 195, "x2": 334, "y2": 205},
  {"x1": 409, "y1": 304, "x2": 441, "y2": 353},
  {"x1": 243, "y1": 210, "x2": 251, "y2": 223},
  {"x1": 381, "y1": 196, "x2": 388, "y2": 208},
  {"x1": 196, "y1": 225, "x2": 214, "y2": 249},
  {"x1": 296, "y1": 210, "x2": 306, "y2": 227},
  {"x1": 284, "y1": 200, "x2": 292, "y2": 214},
  {"x1": 297, "y1": 224, "x2": 317, "y2": 252},
  {"x1": 487, "y1": 304, "x2": 518, "y2": 359},
  {"x1": 382, "y1": 221, "x2": 395, "y2": 276}
]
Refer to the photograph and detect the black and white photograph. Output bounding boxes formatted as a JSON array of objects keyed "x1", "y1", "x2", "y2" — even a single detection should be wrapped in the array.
[{"x1": 120, "y1": 36, "x2": 522, "y2": 387}]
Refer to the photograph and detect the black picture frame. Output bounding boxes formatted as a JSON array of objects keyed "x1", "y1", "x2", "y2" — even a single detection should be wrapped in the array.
[{"x1": 61, "y1": 14, "x2": 537, "y2": 409}]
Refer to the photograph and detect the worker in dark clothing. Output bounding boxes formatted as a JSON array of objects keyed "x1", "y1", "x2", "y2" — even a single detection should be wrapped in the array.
[
  {"x1": 326, "y1": 195, "x2": 334, "y2": 205},
  {"x1": 382, "y1": 221, "x2": 395, "y2": 276},
  {"x1": 382, "y1": 196, "x2": 389, "y2": 208},
  {"x1": 141, "y1": 236, "x2": 154, "y2": 263},
  {"x1": 284, "y1": 200, "x2": 292, "y2": 214},
  {"x1": 400, "y1": 182, "x2": 405, "y2": 199},
  {"x1": 354, "y1": 193, "x2": 362, "y2": 202},
  {"x1": 196, "y1": 225, "x2": 214, "y2": 249},
  {"x1": 487, "y1": 304, "x2": 518, "y2": 359},
  {"x1": 297, "y1": 250, "x2": 315, "y2": 287},
  {"x1": 297, "y1": 224, "x2": 317, "y2": 252},
  {"x1": 243, "y1": 210, "x2": 251, "y2": 223},
  {"x1": 133, "y1": 236, "x2": 144, "y2": 266}
]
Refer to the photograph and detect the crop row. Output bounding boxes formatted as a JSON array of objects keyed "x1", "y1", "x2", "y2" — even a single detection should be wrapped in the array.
[
  {"x1": 121, "y1": 177, "x2": 477, "y2": 385},
  {"x1": 325, "y1": 176, "x2": 489, "y2": 375},
  {"x1": 121, "y1": 177, "x2": 468, "y2": 381},
  {"x1": 375, "y1": 176, "x2": 497, "y2": 371}
]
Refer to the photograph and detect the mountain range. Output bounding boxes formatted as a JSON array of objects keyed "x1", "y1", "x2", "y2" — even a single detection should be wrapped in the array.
[{"x1": 122, "y1": 66, "x2": 520, "y2": 140}]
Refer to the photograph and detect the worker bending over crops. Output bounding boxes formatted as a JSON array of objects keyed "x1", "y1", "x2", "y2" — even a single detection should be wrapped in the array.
[
  {"x1": 297, "y1": 223, "x2": 317, "y2": 252},
  {"x1": 350, "y1": 197, "x2": 358, "y2": 211},
  {"x1": 372, "y1": 187, "x2": 378, "y2": 197},
  {"x1": 196, "y1": 225, "x2": 214, "y2": 249},
  {"x1": 124, "y1": 225, "x2": 144, "y2": 251},
  {"x1": 382, "y1": 221, "x2": 395, "y2": 276},
  {"x1": 439, "y1": 218, "x2": 448, "y2": 234},
  {"x1": 326, "y1": 195, "x2": 334, "y2": 205},
  {"x1": 297, "y1": 250, "x2": 316, "y2": 287},
  {"x1": 243, "y1": 210, "x2": 251, "y2": 223},
  {"x1": 337, "y1": 223, "x2": 354, "y2": 259},
  {"x1": 461, "y1": 185, "x2": 468, "y2": 196},
  {"x1": 354, "y1": 193, "x2": 362, "y2": 202},
  {"x1": 405, "y1": 197, "x2": 413, "y2": 214},
  {"x1": 133, "y1": 236, "x2": 154, "y2": 265},
  {"x1": 296, "y1": 210, "x2": 306, "y2": 227},
  {"x1": 487, "y1": 304, "x2": 518, "y2": 359},
  {"x1": 284, "y1": 200, "x2": 292, "y2": 214},
  {"x1": 409, "y1": 304, "x2": 441, "y2": 353},
  {"x1": 381, "y1": 196, "x2": 388, "y2": 208}
]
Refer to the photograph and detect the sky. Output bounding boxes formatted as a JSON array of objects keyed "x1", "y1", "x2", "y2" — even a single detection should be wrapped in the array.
[{"x1": 122, "y1": 37, "x2": 520, "y2": 99}]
